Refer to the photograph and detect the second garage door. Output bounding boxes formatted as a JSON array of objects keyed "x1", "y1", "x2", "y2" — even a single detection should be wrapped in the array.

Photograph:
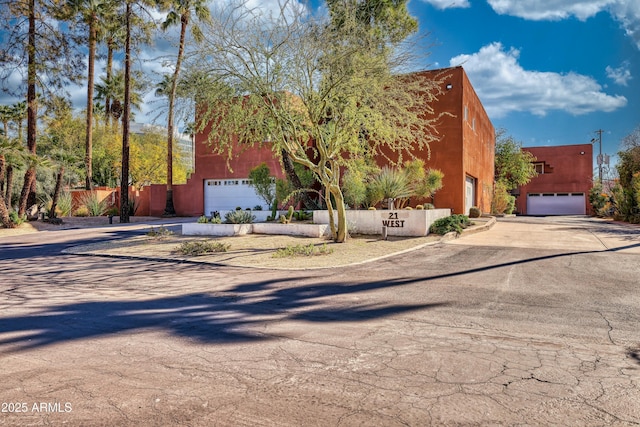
[
  {"x1": 204, "y1": 179, "x2": 268, "y2": 215},
  {"x1": 527, "y1": 192, "x2": 586, "y2": 215}
]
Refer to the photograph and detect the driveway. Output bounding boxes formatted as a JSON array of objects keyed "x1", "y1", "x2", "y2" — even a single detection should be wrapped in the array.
[{"x1": 0, "y1": 216, "x2": 639, "y2": 426}]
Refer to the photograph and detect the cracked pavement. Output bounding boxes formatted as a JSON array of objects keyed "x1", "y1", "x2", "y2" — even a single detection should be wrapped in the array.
[{"x1": 0, "y1": 216, "x2": 639, "y2": 426}]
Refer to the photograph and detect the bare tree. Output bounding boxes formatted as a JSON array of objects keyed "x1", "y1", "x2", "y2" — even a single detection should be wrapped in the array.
[{"x1": 189, "y1": 0, "x2": 443, "y2": 242}]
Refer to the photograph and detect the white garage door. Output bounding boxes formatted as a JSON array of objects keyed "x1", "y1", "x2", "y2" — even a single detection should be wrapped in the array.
[
  {"x1": 527, "y1": 193, "x2": 586, "y2": 215},
  {"x1": 203, "y1": 179, "x2": 267, "y2": 215}
]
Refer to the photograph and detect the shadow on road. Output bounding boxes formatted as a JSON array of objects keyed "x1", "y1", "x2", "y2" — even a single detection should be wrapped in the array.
[{"x1": 0, "y1": 275, "x2": 447, "y2": 352}]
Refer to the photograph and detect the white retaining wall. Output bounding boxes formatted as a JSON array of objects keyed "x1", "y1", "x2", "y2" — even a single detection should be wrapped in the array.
[{"x1": 313, "y1": 209, "x2": 451, "y2": 236}]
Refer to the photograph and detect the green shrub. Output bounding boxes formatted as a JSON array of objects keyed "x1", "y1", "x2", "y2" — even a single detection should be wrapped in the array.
[
  {"x1": 9, "y1": 211, "x2": 25, "y2": 226},
  {"x1": 423, "y1": 203, "x2": 434, "y2": 210},
  {"x1": 57, "y1": 191, "x2": 73, "y2": 217},
  {"x1": 468, "y1": 206, "x2": 481, "y2": 218},
  {"x1": 176, "y1": 240, "x2": 230, "y2": 256},
  {"x1": 273, "y1": 243, "x2": 333, "y2": 258},
  {"x1": 224, "y1": 210, "x2": 255, "y2": 224},
  {"x1": 127, "y1": 194, "x2": 140, "y2": 216},
  {"x1": 429, "y1": 214, "x2": 471, "y2": 235},
  {"x1": 197, "y1": 215, "x2": 208, "y2": 223},
  {"x1": 78, "y1": 191, "x2": 108, "y2": 216}
]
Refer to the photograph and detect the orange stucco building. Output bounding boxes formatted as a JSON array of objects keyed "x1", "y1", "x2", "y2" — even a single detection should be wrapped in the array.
[
  {"x1": 515, "y1": 144, "x2": 593, "y2": 215},
  {"x1": 148, "y1": 66, "x2": 495, "y2": 217},
  {"x1": 407, "y1": 67, "x2": 495, "y2": 214}
]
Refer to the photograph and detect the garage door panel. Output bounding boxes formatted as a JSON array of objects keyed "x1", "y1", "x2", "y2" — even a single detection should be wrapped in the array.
[
  {"x1": 204, "y1": 179, "x2": 268, "y2": 214},
  {"x1": 527, "y1": 193, "x2": 585, "y2": 215}
]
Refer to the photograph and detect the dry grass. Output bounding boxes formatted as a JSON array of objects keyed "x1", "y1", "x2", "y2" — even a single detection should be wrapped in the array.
[{"x1": 66, "y1": 232, "x2": 441, "y2": 269}]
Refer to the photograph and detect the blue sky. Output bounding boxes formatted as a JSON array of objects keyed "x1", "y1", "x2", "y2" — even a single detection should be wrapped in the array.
[{"x1": 404, "y1": 0, "x2": 639, "y2": 172}]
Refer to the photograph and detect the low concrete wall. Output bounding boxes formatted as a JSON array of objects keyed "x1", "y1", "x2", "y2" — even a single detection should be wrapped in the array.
[
  {"x1": 252, "y1": 222, "x2": 330, "y2": 238},
  {"x1": 313, "y1": 209, "x2": 451, "y2": 236},
  {"x1": 182, "y1": 222, "x2": 329, "y2": 238},
  {"x1": 182, "y1": 223, "x2": 252, "y2": 236}
]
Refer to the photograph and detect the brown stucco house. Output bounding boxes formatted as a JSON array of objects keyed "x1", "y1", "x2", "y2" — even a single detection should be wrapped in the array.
[
  {"x1": 514, "y1": 144, "x2": 594, "y2": 215},
  {"x1": 146, "y1": 66, "x2": 495, "y2": 217}
]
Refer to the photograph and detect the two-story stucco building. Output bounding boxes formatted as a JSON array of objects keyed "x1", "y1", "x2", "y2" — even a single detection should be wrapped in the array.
[{"x1": 145, "y1": 66, "x2": 495, "y2": 217}]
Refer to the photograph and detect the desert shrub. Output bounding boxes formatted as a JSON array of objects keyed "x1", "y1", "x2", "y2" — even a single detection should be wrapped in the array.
[
  {"x1": 423, "y1": 203, "x2": 434, "y2": 210},
  {"x1": 273, "y1": 243, "x2": 333, "y2": 258},
  {"x1": 224, "y1": 210, "x2": 255, "y2": 224},
  {"x1": 57, "y1": 191, "x2": 73, "y2": 217},
  {"x1": 176, "y1": 240, "x2": 230, "y2": 256},
  {"x1": 74, "y1": 205, "x2": 90, "y2": 217},
  {"x1": 78, "y1": 191, "x2": 108, "y2": 216},
  {"x1": 415, "y1": 204, "x2": 424, "y2": 210},
  {"x1": 429, "y1": 214, "x2": 471, "y2": 235},
  {"x1": 198, "y1": 215, "x2": 222, "y2": 224},
  {"x1": 492, "y1": 181, "x2": 514, "y2": 214},
  {"x1": 468, "y1": 206, "x2": 481, "y2": 218},
  {"x1": 127, "y1": 194, "x2": 140, "y2": 216},
  {"x1": 146, "y1": 226, "x2": 174, "y2": 239},
  {"x1": 589, "y1": 185, "x2": 609, "y2": 217},
  {"x1": 9, "y1": 211, "x2": 25, "y2": 226}
]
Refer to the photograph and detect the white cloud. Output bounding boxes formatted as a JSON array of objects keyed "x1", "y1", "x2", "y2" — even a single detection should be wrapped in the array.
[
  {"x1": 486, "y1": 0, "x2": 615, "y2": 21},
  {"x1": 606, "y1": 62, "x2": 632, "y2": 86},
  {"x1": 449, "y1": 42, "x2": 627, "y2": 118},
  {"x1": 419, "y1": 0, "x2": 471, "y2": 9},
  {"x1": 609, "y1": 1, "x2": 640, "y2": 49},
  {"x1": 486, "y1": 0, "x2": 640, "y2": 49}
]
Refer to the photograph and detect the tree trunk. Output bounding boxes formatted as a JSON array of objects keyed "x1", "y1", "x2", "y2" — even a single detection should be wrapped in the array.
[
  {"x1": 50, "y1": 165, "x2": 64, "y2": 218},
  {"x1": 281, "y1": 149, "x2": 320, "y2": 210},
  {"x1": 0, "y1": 192, "x2": 13, "y2": 228},
  {"x1": 163, "y1": 20, "x2": 187, "y2": 217},
  {"x1": 18, "y1": 167, "x2": 35, "y2": 216},
  {"x1": 331, "y1": 185, "x2": 348, "y2": 243},
  {"x1": 105, "y1": 43, "x2": 113, "y2": 126},
  {"x1": 0, "y1": 154, "x2": 5, "y2": 193},
  {"x1": 5, "y1": 165, "x2": 14, "y2": 207},
  {"x1": 119, "y1": 0, "x2": 132, "y2": 223},
  {"x1": 18, "y1": 0, "x2": 37, "y2": 217},
  {"x1": 84, "y1": 16, "x2": 97, "y2": 190}
]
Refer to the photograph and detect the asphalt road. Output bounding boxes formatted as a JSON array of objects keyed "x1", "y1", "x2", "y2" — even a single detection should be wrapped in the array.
[{"x1": 0, "y1": 216, "x2": 639, "y2": 426}]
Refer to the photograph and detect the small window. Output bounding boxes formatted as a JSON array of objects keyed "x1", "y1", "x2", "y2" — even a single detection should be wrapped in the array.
[
  {"x1": 571, "y1": 192, "x2": 584, "y2": 197},
  {"x1": 542, "y1": 193, "x2": 555, "y2": 197},
  {"x1": 556, "y1": 193, "x2": 569, "y2": 196},
  {"x1": 472, "y1": 117, "x2": 476, "y2": 131},
  {"x1": 464, "y1": 106, "x2": 469, "y2": 122},
  {"x1": 534, "y1": 162, "x2": 545, "y2": 174}
]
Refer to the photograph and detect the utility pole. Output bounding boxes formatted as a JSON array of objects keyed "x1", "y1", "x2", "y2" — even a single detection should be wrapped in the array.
[{"x1": 592, "y1": 129, "x2": 604, "y2": 183}]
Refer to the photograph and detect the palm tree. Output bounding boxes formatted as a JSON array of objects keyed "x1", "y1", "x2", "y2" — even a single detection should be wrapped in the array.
[
  {"x1": 101, "y1": 11, "x2": 126, "y2": 127},
  {"x1": 68, "y1": 0, "x2": 116, "y2": 189},
  {"x1": 94, "y1": 69, "x2": 144, "y2": 123},
  {"x1": 160, "y1": 0, "x2": 210, "y2": 216}
]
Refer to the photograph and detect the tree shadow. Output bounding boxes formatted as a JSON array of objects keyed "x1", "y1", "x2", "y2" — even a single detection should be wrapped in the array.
[{"x1": 0, "y1": 275, "x2": 447, "y2": 353}]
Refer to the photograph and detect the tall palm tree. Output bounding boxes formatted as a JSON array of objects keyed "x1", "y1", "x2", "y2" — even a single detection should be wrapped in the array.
[
  {"x1": 94, "y1": 69, "x2": 144, "y2": 123},
  {"x1": 102, "y1": 12, "x2": 126, "y2": 127},
  {"x1": 160, "y1": 0, "x2": 210, "y2": 216}
]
